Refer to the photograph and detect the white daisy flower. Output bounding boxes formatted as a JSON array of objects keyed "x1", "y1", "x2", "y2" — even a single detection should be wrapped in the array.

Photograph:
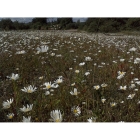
[
  {"x1": 21, "y1": 85, "x2": 37, "y2": 93},
  {"x1": 22, "y1": 116, "x2": 31, "y2": 122},
  {"x1": 119, "y1": 86, "x2": 127, "y2": 90},
  {"x1": 50, "y1": 110, "x2": 62, "y2": 122},
  {"x1": 2, "y1": 98, "x2": 14, "y2": 109},
  {"x1": 70, "y1": 88, "x2": 80, "y2": 95},
  {"x1": 110, "y1": 102, "x2": 117, "y2": 107},
  {"x1": 101, "y1": 83, "x2": 107, "y2": 88},
  {"x1": 8, "y1": 73, "x2": 19, "y2": 80},
  {"x1": 54, "y1": 77, "x2": 63, "y2": 84},
  {"x1": 85, "y1": 57, "x2": 92, "y2": 61},
  {"x1": 101, "y1": 98, "x2": 106, "y2": 103},
  {"x1": 36, "y1": 45, "x2": 49, "y2": 53},
  {"x1": 85, "y1": 72, "x2": 90, "y2": 76},
  {"x1": 87, "y1": 117, "x2": 97, "y2": 122},
  {"x1": 94, "y1": 85, "x2": 100, "y2": 90},
  {"x1": 127, "y1": 94, "x2": 135, "y2": 99},
  {"x1": 7, "y1": 113, "x2": 14, "y2": 119},
  {"x1": 71, "y1": 106, "x2": 81, "y2": 116},
  {"x1": 44, "y1": 91, "x2": 50, "y2": 96},
  {"x1": 79, "y1": 62, "x2": 85, "y2": 66},
  {"x1": 20, "y1": 104, "x2": 33, "y2": 113},
  {"x1": 75, "y1": 70, "x2": 80, "y2": 73}
]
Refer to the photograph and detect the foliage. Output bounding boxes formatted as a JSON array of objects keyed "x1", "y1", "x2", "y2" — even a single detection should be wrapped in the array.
[{"x1": 0, "y1": 18, "x2": 140, "y2": 32}]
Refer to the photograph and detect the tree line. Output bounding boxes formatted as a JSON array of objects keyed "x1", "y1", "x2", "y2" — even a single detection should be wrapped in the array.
[{"x1": 0, "y1": 18, "x2": 140, "y2": 32}]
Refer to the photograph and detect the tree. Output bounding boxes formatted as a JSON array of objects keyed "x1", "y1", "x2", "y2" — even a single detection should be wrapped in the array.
[
  {"x1": 57, "y1": 18, "x2": 73, "y2": 29},
  {"x1": 0, "y1": 18, "x2": 14, "y2": 30},
  {"x1": 31, "y1": 18, "x2": 47, "y2": 29}
]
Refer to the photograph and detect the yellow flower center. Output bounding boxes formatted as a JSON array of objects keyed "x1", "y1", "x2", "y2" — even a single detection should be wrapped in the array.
[
  {"x1": 35, "y1": 118, "x2": 38, "y2": 121},
  {"x1": 120, "y1": 72, "x2": 124, "y2": 75},
  {"x1": 74, "y1": 92, "x2": 78, "y2": 95},
  {"x1": 111, "y1": 104, "x2": 115, "y2": 107},
  {"x1": 27, "y1": 89, "x2": 32, "y2": 93},
  {"x1": 8, "y1": 115, "x2": 13, "y2": 119},
  {"x1": 55, "y1": 119, "x2": 61, "y2": 122},
  {"x1": 46, "y1": 85, "x2": 51, "y2": 89},
  {"x1": 39, "y1": 76, "x2": 43, "y2": 80},
  {"x1": 95, "y1": 86, "x2": 99, "y2": 90},
  {"x1": 73, "y1": 109, "x2": 78, "y2": 113},
  {"x1": 57, "y1": 80, "x2": 62, "y2": 84}
]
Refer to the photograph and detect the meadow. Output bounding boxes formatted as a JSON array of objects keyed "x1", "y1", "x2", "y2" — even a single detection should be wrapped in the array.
[{"x1": 0, "y1": 30, "x2": 140, "y2": 122}]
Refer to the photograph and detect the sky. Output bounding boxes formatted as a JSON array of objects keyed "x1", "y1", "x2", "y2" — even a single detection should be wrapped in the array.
[{"x1": 0, "y1": 18, "x2": 87, "y2": 23}]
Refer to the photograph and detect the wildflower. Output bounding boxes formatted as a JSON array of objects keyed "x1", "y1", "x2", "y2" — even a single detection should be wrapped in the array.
[
  {"x1": 118, "y1": 71, "x2": 126, "y2": 76},
  {"x1": 43, "y1": 82, "x2": 53, "y2": 90},
  {"x1": 71, "y1": 83, "x2": 75, "y2": 86},
  {"x1": 7, "y1": 113, "x2": 14, "y2": 119},
  {"x1": 70, "y1": 50, "x2": 74, "y2": 53},
  {"x1": 75, "y1": 70, "x2": 80, "y2": 73},
  {"x1": 22, "y1": 116, "x2": 31, "y2": 122},
  {"x1": 52, "y1": 83, "x2": 59, "y2": 88},
  {"x1": 129, "y1": 84, "x2": 136, "y2": 89},
  {"x1": 20, "y1": 104, "x2": 33, "y2": 113},
  {"x1": 118, "y1": 121, "x2": 125, "y2": 123},
  {"x1": 94, "y1": 85, "x2": 100, "y2": 90},
  {"x1": 39, "y1": 76, "x2": 43, "y2": 80},
  {"x1": 129, "y1": 47, "x2": 137, "y2": 52},
  {"x1": 54, "y1": 77, "x2": 63, "y2": 84},
  {"x1": 101, "y1": 62, "x2": 106, "y2": 65},
  {"x1": 69, "y1": 68, "x2": 73, "y2": 70},
  {"x1": 101, "y1": 83, "x2": 107, "y2": 88},
  {"x1": 120, "y1": 101, "x2": 124, "y2": 103},
  {"x1": 2, "y1": 98, "x2": 14, "y2": 109},
  {"x1": 36, "y1": 45, "x2": 49, "y2": 53},
  {"x1": 110, "y1": 102, "x2": 117, "y2": 107},
  {"x1": 70, "y1": 88, "x2": 80, "y2": 95},
  {"x1": 82, "y1": 102, "x2": 86, "y2": 105},
  {"x1": 137, "y1": 101, "x2": 140, "y2": 104},
  {"x1": 117, "y1": 75, "x2": 124, "y2": 79},
  {"x1": 134, "y1": 58, "x2": 140, "y2": 64},
  {"x1": 8, "y1": 73, "x2": 19, "y2": 80},
  {"x1": 119, "y1": 86, "x2": 127, "y2": 90},
  {"x1": 56, "y1": 54, "x2": 62, "y2": 57},
  {"x1": 50, "y1": 110, "x2": 62, "y2": 122},
  {"x1": 98, "y1": 65, "x2": 103, "y2": 68},
  {"x1": 127, "y1": 94, "x2": 135, "y2": 99},
  {"x1": 50, "y1": 53, "x2": 55, "y2": 56},
  {"x1": 16, "y1": 68, "x2": 19, "y2": 71},
  {"x1": 44, "y1": 91, "x2": 50, "y2": 96},
  {"x1": 120, "y1": 59, "x2": 125, "y2": 62},
  {"x1": 85, "y1": 72, "x2": 90, "y2": 76},
  {"x1": 21, "y1": 85, "x2": 37, "y2": 93},
  {"x1": 79, "y1": 62, "x2": 85, "y2": 66},
  {"x1": 134, "y1": 89, "x2": 138, "y2": 91},
  {"x1": 16, "y1": 50, "x2": 26, "y2": 54},
  {"x1": 87, "y1": 117, "x2": 97, "y2": 122},
  {"x1": 101, "y1": 98, "x2": 106, "y2": 103},
  {"x1": 134, "y1": 78, "x2": 139, "y2": 81},
  {"x1": 71, "y1": 106, "x2": 81, "y2": 116},
  {"x1": 113, "y1": 60, "x2": 117, "y2": 63}
]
